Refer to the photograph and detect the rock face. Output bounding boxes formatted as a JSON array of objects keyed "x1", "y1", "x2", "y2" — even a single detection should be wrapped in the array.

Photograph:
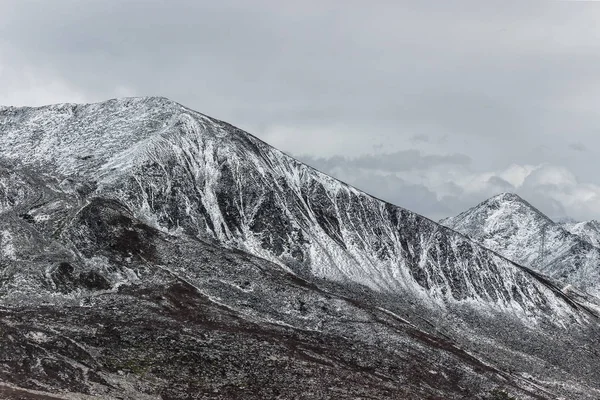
[
  {"x1": 1, "y1": 98, "x2": 600, "y2": 399},
  {"x1": 441, "y1": 192, "x2": 600, "y2": 298}
]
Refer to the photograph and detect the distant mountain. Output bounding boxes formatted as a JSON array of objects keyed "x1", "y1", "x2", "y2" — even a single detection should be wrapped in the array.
[
  {"x1": 1, "y1": 98, "x2": 600, "y2": 399},
  {"x1": 441, "y1": 192, "x2": 600, "y2": 297},
  {"x1": 561, "y1": 219, "x2": 600, "y2": 248}
]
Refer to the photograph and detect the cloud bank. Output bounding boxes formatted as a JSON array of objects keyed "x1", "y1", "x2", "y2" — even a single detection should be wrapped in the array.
[{"x1": 2, "y1": 1, "x2": 600, "y2": 220}]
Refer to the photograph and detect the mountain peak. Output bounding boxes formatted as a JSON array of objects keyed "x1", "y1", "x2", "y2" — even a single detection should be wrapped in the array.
[
  {"x1": 0, "y1": 95, "x2": 177, "y2": 111},
  {"x1": 487, "y1": 192, "x2": 524, "y2": 203},
  {"x1": 0, "y1": 96, "x2": 204, "y2": 178},
  {"x1": 468, "y1": 192, "x2": 553, "y2": 224},
  {"x1": 444, "y1": 192, "x2": 552, "y2": 232},
  {"x1": 444, "y1": 192, "x2": 600, "y2": 297}
]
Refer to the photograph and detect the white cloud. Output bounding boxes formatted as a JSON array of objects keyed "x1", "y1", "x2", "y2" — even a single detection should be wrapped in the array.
[
  {"x1": 522, "y1": 165, "x2": 577, "y2": 187},
  {"x1": 499, "y1": 164, "x2": 538, "y2": 187},
  {"x1": 302, "y1": 150, "x2": 600, "y2": 221}
]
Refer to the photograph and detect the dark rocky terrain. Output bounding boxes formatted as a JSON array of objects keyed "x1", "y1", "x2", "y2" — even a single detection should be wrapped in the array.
[{"x1": 0, "y1": 98, "x2": 599, "y2": 399}]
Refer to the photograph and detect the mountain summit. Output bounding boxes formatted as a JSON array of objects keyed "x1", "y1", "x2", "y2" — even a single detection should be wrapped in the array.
[
  {"x1": 442, "y1": 192, "x2": 600, "y2": 297},
  {"x1": 1, "y1": 98, "x2": 600, "y2": 399}
]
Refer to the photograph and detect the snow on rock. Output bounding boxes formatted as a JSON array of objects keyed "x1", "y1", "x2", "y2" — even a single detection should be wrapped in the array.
[
  {"x1": 441, "y1": 192, "x2": 600, "y2": 297},
  {"x1": 0, "y1": 230, "x2": 16, "y2": 260},
  {"x1": 0, "y1": 98, "x2": 589, "y2": 322},
  {"x1": 560, "y1": 219, "x2": 600, "y2": 248}
]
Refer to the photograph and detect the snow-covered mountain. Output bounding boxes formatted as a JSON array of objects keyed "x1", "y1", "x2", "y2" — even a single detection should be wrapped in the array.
[
  {"x1": 441, "y1": 192, "x2": 600, "y2": 297},
  {"x1": 561, "y1": 219, "x2": 600, "y2": 248},
  {"x1": 0, "y1": 98, "x2": 580, "y2": 311},
  {"x1": 1, "y1": 98, "x2": 600, "y2": 399}
]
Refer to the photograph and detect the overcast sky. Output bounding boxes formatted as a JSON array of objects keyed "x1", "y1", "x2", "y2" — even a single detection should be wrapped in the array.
[{"x1": 2, "y1": 1, "x2": 600, "y2": 221}]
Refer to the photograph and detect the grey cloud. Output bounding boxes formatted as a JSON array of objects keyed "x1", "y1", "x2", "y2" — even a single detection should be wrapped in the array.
[
  {"x1": 569, "y1": 142, "x2": 586, "y2": 152},
  {"x1": 352, "y1": 173, "x2": 446, "y2": 218},
  {"x1": 440, "y1": 181, "x2": 464, "y2": 197},
  {"x1": 298, "y1": 150, "x2": 471, "y2": 173},
  {"x1": 410, "y1": 134, "x2": 430, "y2": 143},
  {"x1": 3, "y1": 1, "x2": 600, "y2": 220},
  {"x1": 487, "y1": 176, "x2": 515, "y2": 191}
]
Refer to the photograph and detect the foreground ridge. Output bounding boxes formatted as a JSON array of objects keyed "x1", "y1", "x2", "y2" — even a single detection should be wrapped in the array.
[{"x1": 0, "y1": 98, "x2": 599, "y2": 399}]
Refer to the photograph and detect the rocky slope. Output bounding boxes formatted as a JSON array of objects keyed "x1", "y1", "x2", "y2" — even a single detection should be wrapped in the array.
[
  {"x1": 0, "y1": 98, "x2": 582, "y2": 309},
  {"x1": 1, "y1": 98, "x2": 599, "y2": 399},
  {"x1": 441, "y1": 193, "x2": 600, "y2": 298},
  {"x1": 561, "y1": 219, "x2": 600, "y2": 248}
]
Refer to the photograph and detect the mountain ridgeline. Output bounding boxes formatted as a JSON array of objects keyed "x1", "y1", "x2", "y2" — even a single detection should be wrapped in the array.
[
  {"x1": 0, "y1": 98, "x2": 582, "y2": 310},
  {"x1": 1, "y1": 97, "x2": 599, "y2": 399},
  {"x1": 441, "y1": 192, "x2": 600, "y2": 298},
  {"x1": 561, "y1": 219, "x2": 600, "y2": 248}
]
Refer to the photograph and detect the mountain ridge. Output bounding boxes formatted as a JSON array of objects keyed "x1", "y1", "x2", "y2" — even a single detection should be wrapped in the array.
[
  {"x1": 561, "y1": 219, "x2": 600, "y2": 248},
  {"x1": 442, "y1": 191, "x2": 600, "y2": 298},
  {"x1": 0, "y1": 97, "x2": 583, "y2": 311},
  {"x1": 2, "y1": 97, "x2": 600, "y2": 399},
  {"x1": 1, "y1": 96, "x2": 448, "y2": 227}
]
